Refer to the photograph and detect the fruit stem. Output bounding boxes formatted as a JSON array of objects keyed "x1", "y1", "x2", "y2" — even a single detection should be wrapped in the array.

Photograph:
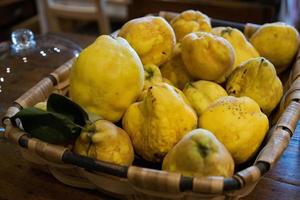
[{"x1": 84, "y1": 121, "x2": 97, "y2": 137}]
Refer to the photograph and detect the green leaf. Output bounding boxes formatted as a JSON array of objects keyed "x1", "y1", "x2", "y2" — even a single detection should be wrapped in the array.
[
  {"x1": 10, "y1": 94, "x2": 91, "y2": 144},
  {"x1": 47, "y1": 93, "x2": 89, "y2": 126},
  {"x1": 11, "y1": 107, "x2": 82, "y2": 144}
]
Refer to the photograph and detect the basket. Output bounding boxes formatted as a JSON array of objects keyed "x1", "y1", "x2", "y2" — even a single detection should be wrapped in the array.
[{"x1": 2, "y1": 12, "x2": 300, "y2": 200}]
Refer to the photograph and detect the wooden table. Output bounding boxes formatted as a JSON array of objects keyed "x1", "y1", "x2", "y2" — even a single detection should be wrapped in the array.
[{"x1": 0, "y1": 33, "x2": 299, "y2": 200}]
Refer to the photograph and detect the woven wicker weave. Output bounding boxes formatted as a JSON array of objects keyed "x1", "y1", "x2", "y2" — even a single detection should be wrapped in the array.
[{"x1": 2, "y1": 12, "x2": 300, "y2": 200}]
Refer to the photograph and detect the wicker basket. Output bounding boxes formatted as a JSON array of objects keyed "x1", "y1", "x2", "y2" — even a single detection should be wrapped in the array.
[{"x1": 2, "y1": 12, "x2": 300, "y2": 200}]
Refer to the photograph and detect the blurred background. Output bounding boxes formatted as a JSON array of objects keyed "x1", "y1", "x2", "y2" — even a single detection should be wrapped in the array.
[{"x1": 0, "y1": 0, "x2": 299, "y2": 41}]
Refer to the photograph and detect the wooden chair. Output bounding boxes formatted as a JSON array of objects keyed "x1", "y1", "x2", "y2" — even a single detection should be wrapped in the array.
[
  {"x1": 129, "y1": 0, "x2": 282, "y2": 24},
  {"x1": 0, "y1": 0, "x2": 39, "y2": 40},
  {"x1": 37, "y1": 0, "x2": 130, "y2": 34}
]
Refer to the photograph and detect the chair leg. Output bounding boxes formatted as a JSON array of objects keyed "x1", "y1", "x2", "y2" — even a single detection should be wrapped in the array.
[
  {"x1": 42, "y1": 0, "x2": 61, "y2": 32},
  {"x1": 94, "y1": 0, "x2": 111, "y2": 34},
  {"x1": 35, "y1": 0, "x2": 49, "y2": 34}
]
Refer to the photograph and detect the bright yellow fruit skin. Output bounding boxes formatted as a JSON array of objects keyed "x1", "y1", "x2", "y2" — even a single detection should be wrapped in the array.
[
  {"x1": 199, "y1": 96, "x2": 269, "y2": 164},
  {"x1": 170, "y1": 10, "x2": 212, "y2": 42},
  {"x1": 181, "y1": 32, "x2": 235, "y2": 83},
  {"x1": 34, "y1": 101, "x2": 47, "y2": 111},
  {"x1": 162, "y1": 128, "x2": 234, "y2": 177},
  {"x1": 118, "y1": 16, "x2": 176, "y2": 66},
  {"x1": 69, "y1": 35, "x2": 144, "y2": 122},
  {"x1": 74, "y1": 120, "x2": 134, "y2": 166},
  {"x1": 183, "y1": 80, "x2": 228, "y2": 116},
  {"x1": 212, "y1": 27, "x2": 259, "y2": 69},
  {"x1": 122, "y1": 83, "x2": 197, "y2": 162},
  {"x1": 250, "y1": 22, "x2": 299, "y2": 73},
  {"x1": 143, "y1": 64, "x2": 163, "y2": 90},
  {"x1": 226, "y1": 57, "x2": 283, "y2": 115},
  {"x1": 160, "y1": 43, "x2": 193, "y2": 89}
]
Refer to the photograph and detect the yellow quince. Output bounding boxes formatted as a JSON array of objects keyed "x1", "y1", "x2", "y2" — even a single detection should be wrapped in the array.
[
  {"x1": 118, "y1": 16, "x2": 176, "y2": 66},
  {"x1": 69, "y1": 35, "x2": 144, "y2": 122},
  {"x1": 226, "y1": 57, "x2": 283, "y2": 115},
  {"x1": 181, "y1": 32, "x2": 235, "y2": 83},
  {"x1": 250, "y1": 22, "x2": 299, "y2": 73},
  {"x1": 74, "y1": 120, "x2": 134, "y2": 166},
  {"x1": 122, "y1": 83, "x2": 197, "y2": 162},
  {"x1": 212, "y1": 27, "x2": 259, "y2": 68},
  {"x1": 160, "y1": 43, "x2": 193, "y2": 89},
  {"x1": 199, "y1": 96, "x2": 269, "y2": 164},
  {"x1": 170, "y1": 10, "x2": 212, "y2": 42},
  {"x1": 34, "y1": 101, "x2": 47, "y2": 111},
  {"x1": 183, "y1": 80, "x2": 228, "y2": 116},
  {"x1": 162, "y1": 128, "x2": 234, "y2": 177}
]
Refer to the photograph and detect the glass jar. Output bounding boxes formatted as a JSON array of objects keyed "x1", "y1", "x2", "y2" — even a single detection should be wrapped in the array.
[{"x1": 0, "y1": 29, "x2": 82, "y2": 117}]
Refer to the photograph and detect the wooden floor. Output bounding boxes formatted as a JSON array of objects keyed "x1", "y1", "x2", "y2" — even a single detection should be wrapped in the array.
[{"x1": 0, "y1": 33, "x2": 300, "y2": 200}]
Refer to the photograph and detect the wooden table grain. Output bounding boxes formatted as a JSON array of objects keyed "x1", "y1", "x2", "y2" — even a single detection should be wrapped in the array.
[{"x1": 0, "y1": 33, "x2": 300, "y2": 200}]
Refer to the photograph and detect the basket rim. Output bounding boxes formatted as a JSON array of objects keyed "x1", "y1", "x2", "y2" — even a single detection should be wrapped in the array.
[{"x1": 3, "y1": 99, "x2": 297, "y2": 194}]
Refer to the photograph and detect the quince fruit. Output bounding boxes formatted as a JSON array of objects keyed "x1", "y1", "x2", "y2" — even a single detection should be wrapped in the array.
[
  {"x1": 34, "y1": 101, "x2": 47, "y2": 111},
  {"x1": 122, "y1": 83, "x2": 197, "y2": 162},
  {"x1": 74, "y1": 120, "x2": 134, "y2": 166},
  {"x1": 162, "y1": 128, "x2": 234, "y2": 177},
  {"x1": 199, "y1": 96, "x2": 269, "y2": 164},
  {"x1": 170, "y1": 10, "x2": 212, "y2": 42},
  {"x1": 183, "y1": 80, "x2": 228, "y2": 116},
  {"x1": 212, "y1": 27, "x2": 259, "y2": 68},
  {"x1": 226, "y1": 57, "x2": 283, "y2": 115},
  {"x1": 181, "y1": 32, "x2": 235, "y2": 83},
  {"x1": 118, "y1": 16, "x2": 176, "y2": 66},
  {"x1": 69, "y1": 35, "x2": 144, "y2": 122},
  {"x1": 250, "y1": 22, "x2": 299, "y2": 73},
  {"x1": 160, "y1": 43, "x2": 193, "y2": 89}
]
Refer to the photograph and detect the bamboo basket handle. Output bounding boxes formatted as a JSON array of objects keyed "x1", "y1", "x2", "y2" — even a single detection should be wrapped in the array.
[
  {"x1": 15, "y1": 78, "x2": 54, "y2": 110},
  {"x1": 2, "y1": 57, "x2": 76, "y2": 125},
  {"x1": 1, "y1": 77, "x2": 54, "y2": 126},
  {"x1": 192, "y1": 176, "x2": 224, "y2": 194},
  {"x1": 3, "y1": 120, "x2": 68, "y2": 163},
  {"x1": 290, "y1": 55, "x2": 300, "y2": 82},
  {"x1": 50, "y1": 57, "x2": 76, "y2": 91},
  {"x1": 255, "y1": 101, "x2": 300, "y2": 169},
  {"x1": 127, "y1": 166, "x2": 181, "y2": 193},
  {"x1": 279, "y1": 49, "x2": 300, "y2": 111}
]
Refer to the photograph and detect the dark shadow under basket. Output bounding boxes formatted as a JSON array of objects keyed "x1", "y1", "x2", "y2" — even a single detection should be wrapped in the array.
[{"x1": 2, "y1": 12, "x2": 300, "y2": 200}]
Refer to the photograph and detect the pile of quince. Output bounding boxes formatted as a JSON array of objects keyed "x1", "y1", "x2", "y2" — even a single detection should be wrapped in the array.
[{"x1": 67, "y1": 10, "x2": 300, "y2": 178}]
